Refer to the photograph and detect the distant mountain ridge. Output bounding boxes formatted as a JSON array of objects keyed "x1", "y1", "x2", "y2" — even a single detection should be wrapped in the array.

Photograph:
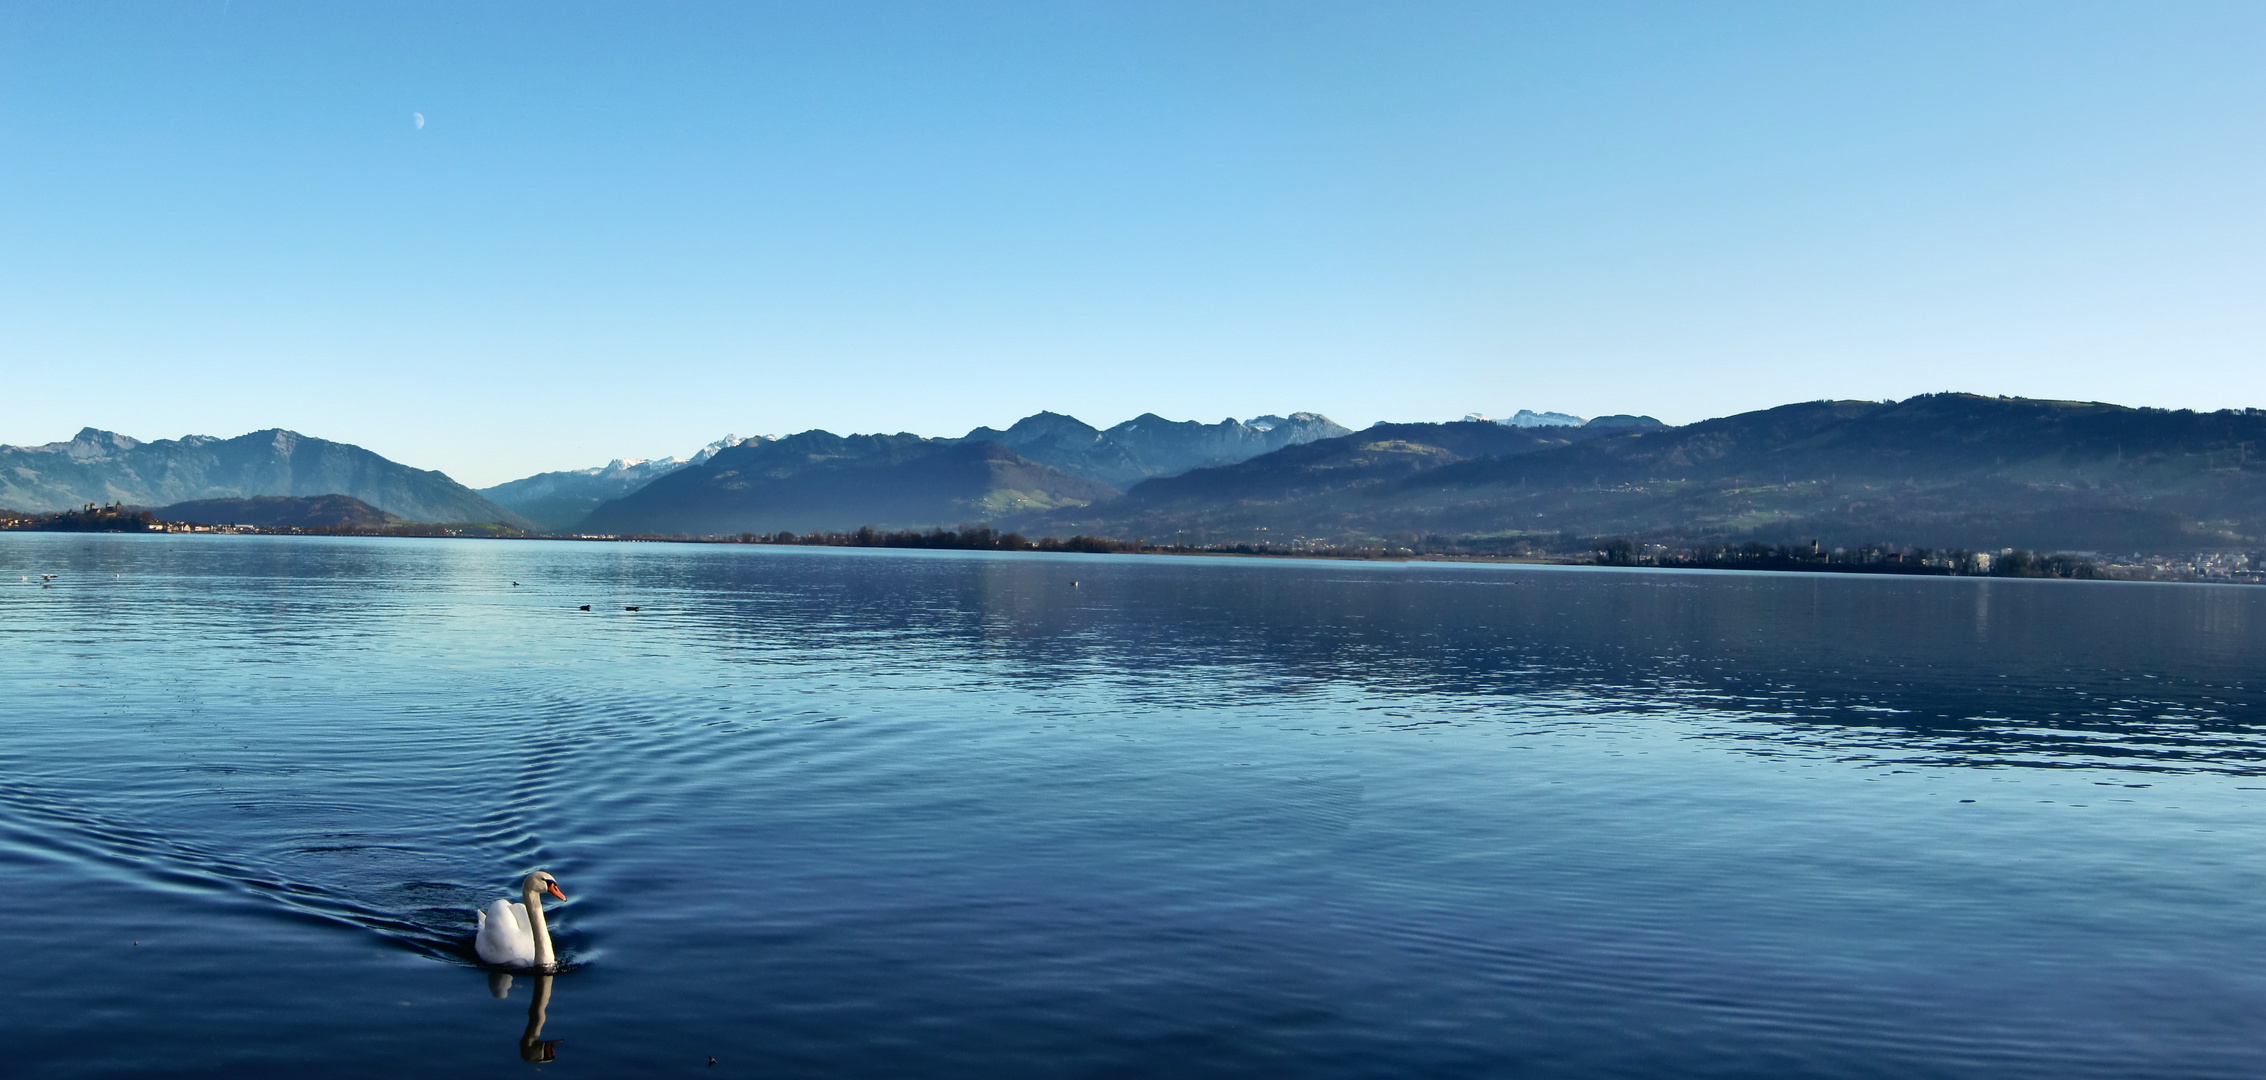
[
  {"x1": 1466, "y1": 409, "x2": 1587, "y2": 427},
  {"x1": 479, "y1": 435, "x2": 741, "y2": 532},
  {"x1": 959, "y1": 412, "x2": 1350, "y2": 489},
  {"x1": 1379, "y1": 394, "x2": 2266, "y2": 551},
  {"x1": 578, "y1": 430, "x2": 1115, "y2": 536},
  {"x1": 25, "y1": 396, "x2": 2249, "y2": 554},
  {"x1": 0, "y1": 428, "x2": 524, "y2": 525},
  {"x1": 497, "y1": 409, "x2": 1351, "y2": 535},
  {"x1": 1017, "y1": 395, "x2": 2266, "y2": 553},
  {"x1": 1016, "y1": 418, "x2": 1623, "y2": 540}
]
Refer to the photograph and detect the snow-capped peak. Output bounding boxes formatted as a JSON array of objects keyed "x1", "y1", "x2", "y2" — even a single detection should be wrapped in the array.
[
  {"x1": 1495, "y1": 409, "x2": 1587, "y2": 428},
  {"x1": 687, "y1": 435, "x2": 740, "y2": 465}
]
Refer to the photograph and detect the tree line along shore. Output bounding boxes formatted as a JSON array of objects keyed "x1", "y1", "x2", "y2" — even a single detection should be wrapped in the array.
[{"x1": 10, "y1": 502, "x2": 2255, "y2": 585}]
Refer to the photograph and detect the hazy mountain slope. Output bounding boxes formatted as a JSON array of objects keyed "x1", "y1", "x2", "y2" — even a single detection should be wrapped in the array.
[
  {"x1": 156, "y1": 495, "x2": 402, "y2": 529},
  {"x1": 1014, "y1": 420, "x2": 1614, "y2": 540},
  {"x1": 1378, "y1": 394, "x2": 2266, "y2": 550},
  {"x1": 1101, "y1": 412, "x2": 1351, "y2": 482},
  {"x1": 577, "y1": 430, "x2": 1117, "y2": 536},
  {"x1": 961, "y1": 411, "x2": 1350, "y2": 488},
  {"x1": 958, "y1": 413, "x2": 1148, "y2": 489},
  {"x1": 1024, "y1": 395, "x2": 2266, "y2": 552},
  {"x1": 480, "y1": 435, "x2": 740, "y2": 532},
  {"x1": 0, "y1": 428, "x2": 526, "y2": 525}
]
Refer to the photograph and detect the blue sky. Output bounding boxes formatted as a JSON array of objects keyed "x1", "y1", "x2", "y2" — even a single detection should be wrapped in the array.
[{"x1": 2, "y1": 2, "x2": 2260, "y2": 486}]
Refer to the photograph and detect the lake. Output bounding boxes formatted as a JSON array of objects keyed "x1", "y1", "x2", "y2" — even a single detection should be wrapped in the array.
[{"x1": 3, "y1": 534, "x2": 2264, "y2": 1078}]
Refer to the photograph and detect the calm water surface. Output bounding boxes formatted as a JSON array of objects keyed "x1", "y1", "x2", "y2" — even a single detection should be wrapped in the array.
[{"x1": 3, "y1": 534, "x2": 2264, "y2": 1078}]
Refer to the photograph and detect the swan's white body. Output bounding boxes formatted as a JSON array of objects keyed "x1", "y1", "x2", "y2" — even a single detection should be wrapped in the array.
[
  {"x1": 475, "y1": 871, "x2": 565, "y2": 969},
  {"x1": 476, "y1": 898, "x2": 539, "y2": 966}
]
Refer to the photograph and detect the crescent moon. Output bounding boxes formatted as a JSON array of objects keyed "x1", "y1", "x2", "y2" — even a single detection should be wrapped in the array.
[{"x1": 413, "y1": 112, "x2": 425, "y2": 130}]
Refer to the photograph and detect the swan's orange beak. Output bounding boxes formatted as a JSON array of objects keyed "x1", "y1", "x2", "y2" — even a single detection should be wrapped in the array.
[{"x1": 547, "y1": 882, "x2": 568, "y2": 901}]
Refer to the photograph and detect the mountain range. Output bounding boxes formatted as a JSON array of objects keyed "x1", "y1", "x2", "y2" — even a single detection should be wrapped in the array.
[
  {"x1": 477, "y1": 436, "x2": 740, "y2": 533},
  {"x1": 10, "y1": 396, "x2": 2261, "y2": 554},
  {"x1": 1013, "y1": 395, "x2": 2265, "y2": 553},
  {"x1": 491, "y1": 411, "x2": 1351, "y2": 534},
  {"x1": 0, "y1": 410, "x2": 1350, "y2": 534},
  {"x1": 1012, "y1": 415, "x2": 1646, "y2": 542},
  {"x1": 577, "y1": 430, "x2": 1120, "y2": 536},
  {"x1": 0, "y1": 428, "x2": 523, "y2": 526},
  {"x1": 959, "y1": 412, "x2": 1350, "y2": 489}
]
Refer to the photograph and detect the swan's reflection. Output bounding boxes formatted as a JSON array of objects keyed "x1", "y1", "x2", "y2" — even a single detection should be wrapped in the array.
[{"x1": 487, "y1": 972, "x2": 562, "y2": 1063}]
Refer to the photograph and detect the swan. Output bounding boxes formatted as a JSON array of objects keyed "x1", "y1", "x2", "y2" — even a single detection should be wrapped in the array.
[{"x1": 475, "y1": 871, "x2": 567, "y2": 969}]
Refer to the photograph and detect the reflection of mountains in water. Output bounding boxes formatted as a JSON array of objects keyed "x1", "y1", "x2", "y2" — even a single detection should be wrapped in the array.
[
  {"x1": 652, "y1": 554, "x2": 2266, "y2": 775},
  {"x1": 5, "y1": 542, "x2": 2260, "y2": 995}
]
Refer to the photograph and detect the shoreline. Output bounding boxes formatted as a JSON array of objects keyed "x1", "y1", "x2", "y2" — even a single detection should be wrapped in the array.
[{"x1": 5, "y1": 522, "x2": 2260, "y2": 586}]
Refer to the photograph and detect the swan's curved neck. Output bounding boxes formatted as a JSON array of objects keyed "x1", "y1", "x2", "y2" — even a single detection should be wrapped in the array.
[{"x1": 523, "y1": 882, "x2": 556, "y2": 969}]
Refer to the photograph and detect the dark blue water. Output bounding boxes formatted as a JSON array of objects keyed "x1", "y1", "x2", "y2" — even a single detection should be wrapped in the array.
[{"x1": 4, "y1": 535, "x2": 2264, "y2": 1078}]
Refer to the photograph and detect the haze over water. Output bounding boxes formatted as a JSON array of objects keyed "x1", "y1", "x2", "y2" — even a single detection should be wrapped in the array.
[{"x1": 4, "y1": 534, "x2": 2264, "y2": 1078}]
